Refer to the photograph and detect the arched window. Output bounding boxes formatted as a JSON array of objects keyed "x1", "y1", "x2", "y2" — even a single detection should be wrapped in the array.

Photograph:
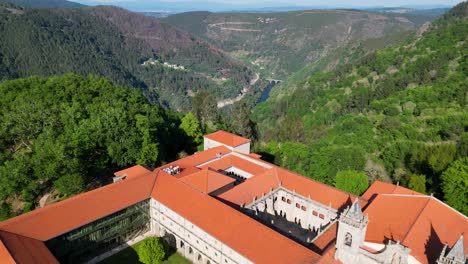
[
  {"x1": 344, "y1": 232, "x2": 352, "y2": 247},
  {"x1": 198, "y1": 254, "x2": 202, "y2": 261},
  {"x1": 189, "y1": 247, "x2": 193, "y2": 254}
]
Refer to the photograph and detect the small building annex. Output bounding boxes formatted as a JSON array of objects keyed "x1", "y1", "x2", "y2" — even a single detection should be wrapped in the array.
[{"x1": 0, "y1": 131, "x2": 466, "y2": 264}]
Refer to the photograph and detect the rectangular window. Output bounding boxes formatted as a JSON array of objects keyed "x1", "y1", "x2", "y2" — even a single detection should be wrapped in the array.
[
  {"x1": 287, "y1": 199, "x2": 292, "y2": 204},
  {"x1": 319, "y1": 214, "x2": 325, "y2": 219},
  {"x1": 296, "y1": 203, "x2": 300, "y2": 208},
  {"x1": 312, "y1": 211, "x2": 318, "y2": 216},
  {"x1": 281, "y1": 196, "x2": 286, "y2": 202},
  {"x1": 301, "y1": 206, "x2": 307, "y2": 211}
]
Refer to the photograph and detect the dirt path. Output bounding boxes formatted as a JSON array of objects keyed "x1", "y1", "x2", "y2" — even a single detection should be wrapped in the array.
[
  {"x1": 217, "y1": 73, "x2": 259, "y2": 108},
  {"x1": 209, "y1": 22, "x2": 261, "y2": 32}
]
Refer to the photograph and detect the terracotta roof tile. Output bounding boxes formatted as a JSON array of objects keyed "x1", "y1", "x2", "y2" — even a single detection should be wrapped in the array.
[
  {"x1": 0, "y1": 168, "x2": 157, "y2": 240},
  {"x1": 0, "y1": 239, "x2": 15, "y2": 264},
  {"x1": 199, "y1": 154, "x2": 269, "y2": 175},
  {"x1": 364, "y1": 194, "x2": 468, "y2": 264},
  {"x1": 0, "y1": 230, "x2": 58, "y2": 264},
  {"x1": 204, "y1": 131, "x2": 251, "y2": 147},
  {"x1": 164, "y1": 146, "x2": 231, "y2": 170},
  {"x1": 217, "y1": 169, "x2": 280, "y2": 205},
  {"x1": 311, "y1": 222, "x2": 337, "y2": 254},
  {"x1": 276, "y1": 168, "x2": 361, "y2": 211},
  {"x1": 151, "y1": 172, "x2": 319, "y2": 264},
  {"x1": 180, "y1": 169, "x2": 235, "y2": 194},
  {"x1": 361, "y1": 181, "x2": 420, "y2": 202},
  {"x1": 114, "y1": 165, "x2": 152, "y2": 178}
]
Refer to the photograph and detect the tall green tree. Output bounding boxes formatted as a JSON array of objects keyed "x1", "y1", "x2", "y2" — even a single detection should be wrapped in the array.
[
  {"x1": 231, "y1": 101, "x2": 256, "y2": 139},
  {"x1": 408, "y1": 174, "x2": 426, "y2": 194},
  {"x1": 138, "y1": 237, "x2": 167, "y2": 264},
  {"x1": 180, "y1": 112, "x2": 203, "y2": 144},
  {"x1": 334, "y1": 170, "x2": 369, "y2": 195},
  {"x1": 192, "y1": 91, "x2": 218, "y2": 130},
  {"x1": 441, "y1": 157, "x2": 468, "y2": 215}
]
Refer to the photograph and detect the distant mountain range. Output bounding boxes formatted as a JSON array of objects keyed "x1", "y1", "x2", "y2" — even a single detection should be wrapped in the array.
[
  {"x1": 0, "y1": 4, "x2": 256, "y2": 110},
  {"x1": 0, "y1": 0, "x2": 83, "y2": 8},
  {"x1": 163, "y1": 9, "x2": 439, "y2": 79},
  {"x1": 65, "y1": 0, "x2": 455, "y2": 13}
]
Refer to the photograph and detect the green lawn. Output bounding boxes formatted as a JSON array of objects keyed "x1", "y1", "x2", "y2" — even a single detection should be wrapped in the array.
[{"x1": 99, "y1": 240, "x2": 191, "y2": 264}]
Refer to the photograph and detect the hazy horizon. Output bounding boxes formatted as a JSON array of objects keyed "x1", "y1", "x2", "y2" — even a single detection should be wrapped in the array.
[{"x1": 72, "y1": 0, "x2": 462, "y2": 12}]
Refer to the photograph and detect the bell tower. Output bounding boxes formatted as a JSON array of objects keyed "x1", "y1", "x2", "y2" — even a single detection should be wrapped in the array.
[
  {"x1": 335, "y1": 198, "x2": 369, "y2": 263},
  {"x1": 437, "y1": 234, "x2": 466, "y2": 264}
]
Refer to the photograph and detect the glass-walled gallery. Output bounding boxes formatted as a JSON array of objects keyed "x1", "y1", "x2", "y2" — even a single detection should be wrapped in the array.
[{"x1": 46, "y1": 199, "x2": 150, "y2": 263}]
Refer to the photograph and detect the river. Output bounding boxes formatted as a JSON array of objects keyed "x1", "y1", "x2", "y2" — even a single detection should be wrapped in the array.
[{"x1": 257, "y1": 80, "x2": 279, "y2": 103}]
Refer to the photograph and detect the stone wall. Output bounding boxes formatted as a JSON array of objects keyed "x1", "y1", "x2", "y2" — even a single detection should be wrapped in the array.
[{"x1": 151, "y1": 199, "x2": 252, "y2": 264}]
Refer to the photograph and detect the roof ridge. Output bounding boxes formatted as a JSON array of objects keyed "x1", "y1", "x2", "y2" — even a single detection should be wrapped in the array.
[
  {"x1": 381, "y1": 193, "x2": 430, "y2": 198},
  {"x1": 401, "y1": 196, "x2": 432, "y2": 243},
  {"x1": 427, "y1": 196, "x2": 467, "y2": 219}
]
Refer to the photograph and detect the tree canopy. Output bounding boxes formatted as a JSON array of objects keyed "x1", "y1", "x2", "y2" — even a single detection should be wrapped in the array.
[
  {"x1": 441, "y1": 157, "x2": 468, "y2": 215},
  {"x1": 138, "y1": 237, "x2": 167, "y2": 264},
  {"x1": 0, "y1": 74, "x2": 194, "y2": 219},
  {"x1": 334, "y1": 170, "x2": 369, "y2": 195}
]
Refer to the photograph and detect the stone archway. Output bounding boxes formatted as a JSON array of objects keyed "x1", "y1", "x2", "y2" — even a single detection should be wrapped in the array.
[{"x1": 163, "y1": 233, "x2": 177, "y2": 249}]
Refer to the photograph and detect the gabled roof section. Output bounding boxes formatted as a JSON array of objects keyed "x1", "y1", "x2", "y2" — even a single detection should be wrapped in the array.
[
  {"x1": 180, "y1": 169, "x2": 235, "y2": 194},
  {"x1": 199, "y1": 154, "x2": 269, "y2": 175},
  {"x1": 361, "y1": 180, "x2": 420, "y2": 202},
  {"x1": 218, "y1": 169, "x2": 280, "y2": 206},
  {"x1": 276, "y1": 168, "x2": 361, "y2": 211},
  {"x1": 163, "y1": 146, "x2": 231, "y2": 176},
  {"x1": 114, "y1": 164, "x2": 152, "y2": 178},
  {"x1": 151, "y1": 172, "x2": 319, "y2": 264},
  {"x1": 364, "y1": 194, "x2": 468, "y2": 264},
  {"x1": 0, "y1": 230, "x2": 58, "y2": 264},
  {"x1": 0, "y1": 169, "x2": 157, "y2": 240},
  {"x1": 204, "y1": 130, "x2": 251, "y2": 147}
]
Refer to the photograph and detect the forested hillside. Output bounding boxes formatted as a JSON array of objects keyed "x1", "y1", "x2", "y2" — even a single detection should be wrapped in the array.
[
  {"x1": 164, "y1": 10, "x2": 437, "y2": 79},
  {"x1": 0, "y1": 74, "x2": 201, "y2": 220},
  {"x1": 0, "y1": 4, "x2": 256, "y2": 110},
  {"x1": 253, "y1": 2, "x2": 468, "y2": 214},
  {"x1": 0, "y1": 0, "x2": 83, "y2": 8}
]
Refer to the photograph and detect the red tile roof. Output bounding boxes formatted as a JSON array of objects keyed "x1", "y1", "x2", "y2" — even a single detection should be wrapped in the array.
[
  {"x1": 311, "y1": 222, "x2": 337, "y2": 254},
  {"x1": 199, "y1": 154, "x2": 269, "y2": 176},
  {"x1": 361, "y1": 181, "x2": 420, "y2": 201},
  {"x1": 0, "y1": 167, "x2": 157, "y2": 240},
  {"x1": 180, "y1": 169, "x2": 235, "y2": 194},
  {"x1": 204, "y1": 130, "x2": 251, "y2": 147},
  {"x1": 276, "y1": 168, "x2": 362, "y2": 211},
  {"x1": 364, "y1": 194, "x2": 468, "y2": 264},
  {"x1": 151, "y1": 172, "x2": 320, "y2": 264},
  {"x1": 114, "y1": 165, "x2": 152, "y2": 178},
  {"x1": 0, "y1": 239, "x2": 15, "y2": 264},
  {"x1": 0, "y1": 230, "x2": 58, "y2": 264},
  {"x1": 218, "y1": 169, "x2": 280, "y2": 205},
  {"x1": 165, "y1": 146, "x2": 231, "y2": 169}
]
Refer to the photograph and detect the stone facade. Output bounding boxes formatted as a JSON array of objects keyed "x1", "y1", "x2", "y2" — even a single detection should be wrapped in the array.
[
  {"x1": 244, "y1": 187, "x2": 337, "y2": 244},
  {"x1": 151, "y1": 199, "x2": 252, "y2": 264}
]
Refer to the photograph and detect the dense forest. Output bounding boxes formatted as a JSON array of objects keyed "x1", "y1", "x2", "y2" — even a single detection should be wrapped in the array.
[
  {"x1": 0, "y1": 74, "x2": 200, "y2": 220},
  {"x1": 0, "y1": 4, "x2": 257, "y2": 110},
  {"x1": 253, "y1": 2, "x2": 468, "y2": 214}
]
